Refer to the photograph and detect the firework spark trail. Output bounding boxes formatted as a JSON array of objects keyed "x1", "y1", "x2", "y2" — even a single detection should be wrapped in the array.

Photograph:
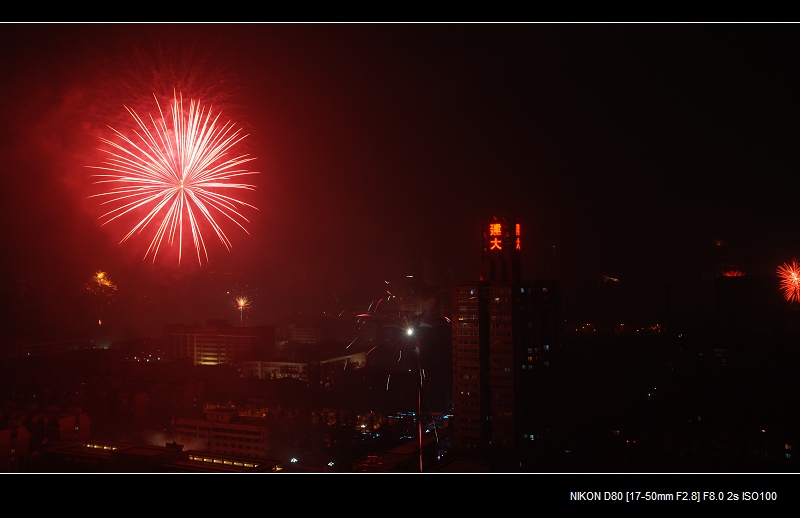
[
  {"x1": 87, "y1": 92, "x2": 258, "y2": 265},
  {"x1": 344, "y1": 286, "x2": 450, "y2": 473},
  {"x1": 778, "y1": 259, "x2": 800, "y2": 303},
  {"x1": 84, "y1": 270, "x2": 117, "y2": 326},
  {"x1": 348, "y1": 291, "x2": 426, "y2": 396}
]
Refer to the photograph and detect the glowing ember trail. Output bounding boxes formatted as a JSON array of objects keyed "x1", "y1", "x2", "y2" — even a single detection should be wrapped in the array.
[
  {"x1": 777, "y1": 259, "x2": 800, "y2": 303},
  {"x1": 87, "y1": 93, "x2": 258, "y2": 265},
  {"x1": 344, "y1": 286, "x2": 451, "y2": 473}
]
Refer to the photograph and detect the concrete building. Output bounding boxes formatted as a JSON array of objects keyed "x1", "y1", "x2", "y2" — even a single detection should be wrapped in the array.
[
  {"x1": 164, "y1": 319, "x2": 275, "y2": 366},
  {"x1": 451, "y1": 216, "x2": 562, "y2": 466},
  {"x1": 173, "y1": 407, "x2": 270, "y2": 459}
]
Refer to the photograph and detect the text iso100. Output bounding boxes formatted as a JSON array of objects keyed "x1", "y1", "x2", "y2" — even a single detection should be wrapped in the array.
[{"x1": 742, "y1": 492, "x2": 777, "y2": 501}]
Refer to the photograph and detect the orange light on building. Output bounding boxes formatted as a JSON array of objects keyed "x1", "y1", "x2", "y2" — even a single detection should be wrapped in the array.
[
  {"x1": 489, "y1": 223, "x2": 502, "y2": 236},
  {"x1": 490, "y1": 238, "x2": 502, "y2": 250},
  {"x1": 515, "y1": 223, "x2": 520, "y2": 236},
  {"x1": 516, "y1": 237, "x2": 521, "y2": 250}
]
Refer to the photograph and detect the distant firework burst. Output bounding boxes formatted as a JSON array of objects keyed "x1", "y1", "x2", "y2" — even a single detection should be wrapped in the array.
[
  {"x1": 777, "y1": 259, "x2": 800, "y2": 303},
  {"x1": 228, "y1": 284, "x2": 256, "y2": 324},
  {"x1": 87, "y1": 93, "x2": 258, "y2": 265},
  {"x1": 83, "y1": 270, "x2": 117, "y2": 326},
  {"x1": 235, "y1": 295, "x2": 251, "y2": 324},
  {"x1": 84, "y1": 270, "x2": 117, "y2": 300},
  {"x1": 723, "y1": 270, "x2": 745, "y2": 277}
]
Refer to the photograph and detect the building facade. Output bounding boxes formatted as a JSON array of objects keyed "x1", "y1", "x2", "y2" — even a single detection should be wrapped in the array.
[
  {"x1": 173, "y1": 408, "x2": 270, "y2": 459},
  {"x1": 452, "y1": 216, "x2": 561, "y2": 465},
  {"x1": 164, "y1": 319, "x2": 275, "y2": 366}
]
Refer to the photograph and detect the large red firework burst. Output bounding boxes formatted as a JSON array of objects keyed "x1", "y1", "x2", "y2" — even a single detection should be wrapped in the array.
[
  {"x1": 87, "y1": 92, "x2": 258, "y2": 265},
  {"x1": 777, "y1": 259, "x2": 800, "y2": 303}
]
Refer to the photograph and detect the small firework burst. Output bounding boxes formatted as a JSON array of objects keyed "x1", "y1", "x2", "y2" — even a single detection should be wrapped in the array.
[
  {"x1": 228, "y1": 285, "x2": 256, "y2": 324},
  {"x1": 84, "y1": 270, "x2": 117, "y2": 299},
  {"x1": 83, "y1": 270, "x2": 117, "y2": 326},
  {"x1": 777, "y1": 259, "x2": 800, "y2": 303}
]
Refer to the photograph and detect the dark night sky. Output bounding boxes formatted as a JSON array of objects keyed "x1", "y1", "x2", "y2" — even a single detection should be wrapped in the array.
[{"x1": 2, "y1": 23, "x2": 799, "y2": 340}]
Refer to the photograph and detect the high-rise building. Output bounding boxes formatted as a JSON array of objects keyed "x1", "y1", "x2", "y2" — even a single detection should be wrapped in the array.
[{"x1": 452, "y1": 216, "x2": 561, "y2": 466}]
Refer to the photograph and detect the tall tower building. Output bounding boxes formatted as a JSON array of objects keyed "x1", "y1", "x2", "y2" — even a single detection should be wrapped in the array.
[{"x1": 452, "y1": 216, "x2": 561, "y2": 467}]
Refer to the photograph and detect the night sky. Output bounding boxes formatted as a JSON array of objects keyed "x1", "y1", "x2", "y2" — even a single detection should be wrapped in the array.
[{"x1": 2, "y1": 23, "x2": 799, "y2": 341}]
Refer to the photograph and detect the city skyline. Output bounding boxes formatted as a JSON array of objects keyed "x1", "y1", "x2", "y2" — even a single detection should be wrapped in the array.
[{"x1": 2, "y1": 23, "x2": 799, "y2": 340}]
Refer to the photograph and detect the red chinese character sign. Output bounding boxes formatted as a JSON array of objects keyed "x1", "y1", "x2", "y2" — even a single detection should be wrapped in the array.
[
  {"x1": 482, "y1": 216, "x2": 523, "y2": 283},
  {"x1": 485, "y1": 218, "x2": 521, "y2": 251}
]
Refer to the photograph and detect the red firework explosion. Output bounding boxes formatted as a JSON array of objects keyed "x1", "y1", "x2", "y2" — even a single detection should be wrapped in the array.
[
  {"x1": 777, "y1": 259, "x2": 800, "y2": 303},
  {"x1": 87, "y1": 92, "x2": 258, "y2": 265}
]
